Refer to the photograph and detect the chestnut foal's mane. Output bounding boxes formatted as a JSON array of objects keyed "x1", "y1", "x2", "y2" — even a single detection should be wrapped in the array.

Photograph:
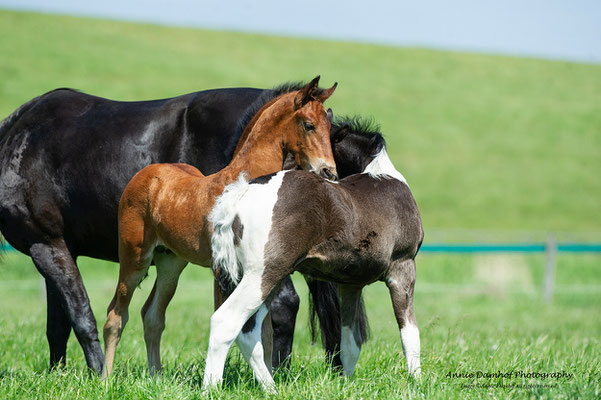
[{"x1": 224, "y1": 81, "x2": 326, "y2": 161}]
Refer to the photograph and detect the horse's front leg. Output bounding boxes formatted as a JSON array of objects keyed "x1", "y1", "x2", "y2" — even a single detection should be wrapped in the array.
[
  {"x1": 385, "y1": 258, "x2": 420, "y2": 377},
  {"x1": 338, "y1": 284, "x2": 365, "y2": 377}
]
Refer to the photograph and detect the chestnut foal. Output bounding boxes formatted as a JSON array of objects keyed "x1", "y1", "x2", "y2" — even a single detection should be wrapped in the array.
[{"x1": 102, "y1": 77, "x2": 337, "y2": 387}]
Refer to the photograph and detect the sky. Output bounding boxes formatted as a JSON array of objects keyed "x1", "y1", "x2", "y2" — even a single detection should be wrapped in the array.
[{"x1": 1, "y1": 0, "x2": 600, "y2": 64}]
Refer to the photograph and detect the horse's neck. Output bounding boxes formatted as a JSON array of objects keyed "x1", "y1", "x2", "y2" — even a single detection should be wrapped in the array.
[{"x1": 217, "y1": 128, "x2": 284, "y2": 183}]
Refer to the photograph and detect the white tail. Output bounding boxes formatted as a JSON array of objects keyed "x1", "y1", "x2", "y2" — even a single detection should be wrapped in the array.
[{"x1": 209, "y1": 173, "x2": 249, "y2": 284}]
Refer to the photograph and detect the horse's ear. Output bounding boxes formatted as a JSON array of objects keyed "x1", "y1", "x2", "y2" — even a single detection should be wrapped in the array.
[
  {"x1": 331, "y1": 126, "x2": 350, "y2": 143},
  {"x1": 294, "y1": 75, "x2": 320, "y2": 110},
  {"x1": 327, "y1": 108, "x2": 333, "y2": 123},
  {"x1": 371, "y1": 136, "x2": 384, "y2": 153},
  {"x1": 317, "y1": 82, "x2": 337, "y2": 103}
]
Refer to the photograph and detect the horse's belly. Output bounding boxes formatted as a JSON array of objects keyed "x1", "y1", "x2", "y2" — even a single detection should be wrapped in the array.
[
  {"x1": 296, "y1": 256, "x2": 388, "y2": 286},
  {"x1": 157, "y1": 232, "x2": 212, "y2": 267}
]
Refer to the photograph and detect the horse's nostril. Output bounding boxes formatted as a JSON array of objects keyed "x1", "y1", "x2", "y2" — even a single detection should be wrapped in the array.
[{"x1": 321, "y1": 168, "x2": 337, "y2": 181}]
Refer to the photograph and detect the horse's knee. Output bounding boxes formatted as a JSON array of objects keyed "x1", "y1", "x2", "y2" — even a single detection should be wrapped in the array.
[{"x1": 103, "y1": 310, "x2": 127, "y2": 340}]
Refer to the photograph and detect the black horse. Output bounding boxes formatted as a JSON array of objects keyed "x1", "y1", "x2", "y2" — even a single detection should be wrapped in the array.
[{"x1": 0, "y1": 84, "x2": 365, "y2": 373}]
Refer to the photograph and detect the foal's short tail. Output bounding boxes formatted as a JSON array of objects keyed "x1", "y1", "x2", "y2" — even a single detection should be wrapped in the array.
[
  {"x1": 209, "y1": 173, "x2": 249, "y2": 287},
  {"x1": 306, "y1": 278, "x2": 370, "y2": 359}
]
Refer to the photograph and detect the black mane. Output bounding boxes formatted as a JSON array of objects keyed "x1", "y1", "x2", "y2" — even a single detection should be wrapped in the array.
[{"x1": 224, "y1": 81, "x2": 325, "y2": 161}]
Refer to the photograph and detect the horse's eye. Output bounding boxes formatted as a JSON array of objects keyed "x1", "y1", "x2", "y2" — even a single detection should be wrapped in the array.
[{"x1": 303, "y1": 122, "x2": 315, "y2": 132}]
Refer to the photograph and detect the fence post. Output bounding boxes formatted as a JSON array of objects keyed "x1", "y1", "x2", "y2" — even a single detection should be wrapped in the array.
[{"x1": 543, "y1": 235, "x2": 556, "y2": 302}]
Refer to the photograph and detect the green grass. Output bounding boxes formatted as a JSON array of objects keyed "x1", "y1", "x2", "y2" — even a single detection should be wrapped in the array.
[
  {"x1": 0, "y1": 252, "x2": 600, "y2": 399},
  {"x1": 1, "y1": 9, "x2": 600, "y2": 232}
]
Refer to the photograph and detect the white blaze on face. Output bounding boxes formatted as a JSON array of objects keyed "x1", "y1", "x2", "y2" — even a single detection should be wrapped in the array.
[{"x1": 363, "y1": 147, "x2": 407, "y2": 184}]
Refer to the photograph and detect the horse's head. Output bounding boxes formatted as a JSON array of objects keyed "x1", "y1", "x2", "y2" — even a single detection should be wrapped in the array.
[
  {"x1": 271, "y1": 76, "x2": 338, "y2": 180},
  {"x1": 330, "y1": 116, "x2": 386, "y2": 177}
]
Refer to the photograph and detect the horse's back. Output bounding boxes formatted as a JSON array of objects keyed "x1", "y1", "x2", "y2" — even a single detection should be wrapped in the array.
[
  {"x1": 0, "y1": 86, "x2": 263, "y2": 258},
  {"x1": 341, "y1": 174, "x2": 423, "y2": 258},
  {"x1": 275, "y1": 171, "x2": 423, "y2": 268},
  {"x1": 121, "y1": 162, "x2": 206, "y2": 206}
]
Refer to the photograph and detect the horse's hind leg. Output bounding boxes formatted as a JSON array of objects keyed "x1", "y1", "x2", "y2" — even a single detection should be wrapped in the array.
[
  {"x1": 385, "y1": 258, "x2": 420, "y2": 377},
  {"x1": 30, "y1": 240, "x2": 104, "y2": 374},
  {"x1": 213, "y1": 274, "x2": 274, "y2": 373},
  {"x1": 203, "y1": 271, "x2": 276, "y2": 392},
  {"x1": 338, "y1": 284, "x2": 365, "y2": 377},
  {"x1": 261, "y1": 311, "x2": 273, "y2": 373},
  {"x1": 45, "y1": 280, "x2": 71, "y2": 368},
  {"x1": 141, "y1": 251, "x2": 187, "y2": 375},
  {"x1": 235, "y1": 304, "x2": 273, "y2": 385},
  {"x1": 304, "y1": 276, "x2": 343, "y2": 370},
  {"x1": 269, "y1": 276, "x2": 299, "y2": 369},
  {"x1": 103, "y1": 221, "x2": 154, "y2": 378}
]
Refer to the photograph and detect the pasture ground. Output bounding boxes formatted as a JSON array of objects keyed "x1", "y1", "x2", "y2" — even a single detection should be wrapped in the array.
[{"x1": 0, "y1": 252, "x2": 599, "y2": 399}]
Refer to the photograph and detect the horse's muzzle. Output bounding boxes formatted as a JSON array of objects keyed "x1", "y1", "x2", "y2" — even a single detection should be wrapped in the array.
[{"x1": 320, "y1": 167, "x2": 338, "y2": 181}]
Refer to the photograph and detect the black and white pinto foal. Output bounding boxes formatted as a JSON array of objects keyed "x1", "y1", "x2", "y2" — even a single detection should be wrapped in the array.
[{"x1": 206, "y1": 132, "x2": 423, "y2": 391}]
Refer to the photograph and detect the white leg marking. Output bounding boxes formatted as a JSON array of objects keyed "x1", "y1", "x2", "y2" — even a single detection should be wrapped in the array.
[
  {"x1": 235, "y1": 304, "x2": 275, "y2": 392},
  {"x1": 340, "y1": 325, "x2": 361, "y2": 377},
  {"x1": 400, "y1": 319, "x2": 421, "y2": 377}
]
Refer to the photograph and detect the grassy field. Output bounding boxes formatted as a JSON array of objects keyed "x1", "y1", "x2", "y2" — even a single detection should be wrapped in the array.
[
  {"x1": 0, "y1": 252, "x2": 599, "y2": 399},
  {"x1": 1, "y1": 9, "x2": 600, "y2": 232},
  {"x1": 0, "y1": 8, "x2": 600, "y2": 399}
]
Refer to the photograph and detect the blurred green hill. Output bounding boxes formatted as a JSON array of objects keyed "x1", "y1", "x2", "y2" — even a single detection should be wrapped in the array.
[{"x1": 1, "y1": 9, "x2": 600, "y2": 232}]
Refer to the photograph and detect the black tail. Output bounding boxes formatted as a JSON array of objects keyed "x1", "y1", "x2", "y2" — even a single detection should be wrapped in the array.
[
  {"x1": 305, "y1": 277, "x2": 369, "y2": 369},
  {"x1": 0, "y1": 94, "x2": 48, "y2": 258},
  {"x1": 0, "y1": 93, "x2": 49, "y2": 139}
]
